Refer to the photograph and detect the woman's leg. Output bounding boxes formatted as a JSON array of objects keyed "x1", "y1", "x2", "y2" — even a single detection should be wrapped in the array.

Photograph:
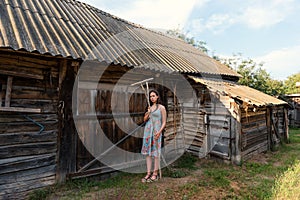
[
  {"x1": 146, "y1": 156, "x2": 152, "y2": 173},
  {"x1": 142, "y1": 156, "x2": 152, "y2": 182},
  {"x1": 148, "y1": 156, "x2": 159, "y2": 181},
  {"x1": 153, "y1": 156, "x2": 159, "y2": 174}
]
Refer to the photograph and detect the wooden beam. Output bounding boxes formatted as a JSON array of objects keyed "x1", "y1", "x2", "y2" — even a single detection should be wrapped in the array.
[
  {"x1": 5, "y1": 76, "x2": 13, "y2": 107},
  {"x1": 0, "y1": 107, "x2": 41, "y2": 113},
  {"x1": 0, "y1": 69, "x2": 44, "y2": 80}
]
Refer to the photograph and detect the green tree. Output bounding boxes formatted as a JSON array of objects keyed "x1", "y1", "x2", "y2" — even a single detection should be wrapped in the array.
[
  {"x1": 166, "y1": 28, "x2": 208, "y2": 54},
  {"x1": 284, "y1": 73, "x2": 300, "y2": 94},
  {"x1": 220, "y1": 54, "x2": 285, "y2": 96},
  {"x1": 266, "y1": 79, "x2": 286, "y2": 96}
]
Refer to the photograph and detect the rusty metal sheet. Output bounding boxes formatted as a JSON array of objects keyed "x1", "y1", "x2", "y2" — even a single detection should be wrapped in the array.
[{"x1": 190, "y1": 76, "x2": 287, "y2": 106}]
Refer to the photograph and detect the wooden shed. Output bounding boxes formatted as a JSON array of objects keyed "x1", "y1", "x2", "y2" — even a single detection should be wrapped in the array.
[
  {"x1": 0, "y1": 0, "x2": 288, "y2": 198},
  {"x1": 186, "y1": 77, "x2": 289, "y2": 164}
]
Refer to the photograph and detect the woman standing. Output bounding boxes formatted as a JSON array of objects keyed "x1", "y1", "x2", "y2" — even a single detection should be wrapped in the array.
[{"x1": 141, "y1": 89, "x2": 166, "y2": 182}]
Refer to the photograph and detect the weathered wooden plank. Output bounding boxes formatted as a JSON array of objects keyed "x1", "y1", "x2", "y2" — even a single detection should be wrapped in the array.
[
  {"x1": 242, "y1": 114, "x2": 265, "y2": 121},
  {"x1": 0, "y1": 142, "x2": 57, "y2": 159},
  {"x1": 241, "y1": 110, "x2": 265, "y2": 118},
  {"x1": 0, "y1": 114, "x2": 58, "y2": 124},
  {"x1": 0, "y1": 123, "x2": 58, "y2": 134},
  {"x1": 10, "y1": 101, "x2": 57, "y2": 113},
  {"x1": 0, "y1": 107, "x2": 41, "y2": 113},
  {"x1": 0, "y1": 153, "x2": 56, "y2": 174},
  {"x1": 0, "y1": 164, "x2": 56, "y2": 185},
  {"x1": 0, "y1": 69, "x2": 44, "y2": 80},
  {"x1": 241, "y1": 133, "x2": 268, "y2": 151},
  {"x1": 0, "y1": 113, "x2": 58, "y2": 123},
  {"x1": 11, "y1": 89, "x2": 58, "y2": 100},
  {"x1": 0, "y1": 130, "x2": 56, "y2": 146},
  {"x1": 0, "y1": 52, "x2": 59, "y2": 67},
  {"x1": 0, "y1": 176, "x2": 55, "y2": 199},
  {"x1": 241, "y1": 141, "x2": 268, "y2": 158},
  {"x1": 242, "y1": 126, "x2": 267, "y2": 135}
]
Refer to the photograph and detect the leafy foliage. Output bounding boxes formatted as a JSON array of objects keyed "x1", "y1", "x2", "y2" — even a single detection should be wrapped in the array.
[
  {"x1": 220, "y1": 53, "x2": 286, "y2": 96},
  {"x1": 166, "y1": 28, "x2": 208, "y2": 54},
  {"x1": 284, "y1": 73, "x2": 300, "y2": 94}
]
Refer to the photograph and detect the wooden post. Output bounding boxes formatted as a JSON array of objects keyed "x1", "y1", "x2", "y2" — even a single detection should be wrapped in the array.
[
  {"x1": 284, "y1": 108, "x2": 289, "y2": 143},
  {"x1": 56, "y1": 60, "x2": 78, "y2": 183},
  {"x1": 266, "y1": 107, "x2": 272, "y2": 150},
  {"x1": 230, "y1": 102, "x2": 242, "y2": 165},
  {"x1": 5, "y1": 76, "x2": 13, "y2": 107}
]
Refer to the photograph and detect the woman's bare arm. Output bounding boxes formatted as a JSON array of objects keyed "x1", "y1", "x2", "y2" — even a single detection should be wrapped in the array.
[{"x1": 155, "y1": 105, "x2": 166, "y2": 139}]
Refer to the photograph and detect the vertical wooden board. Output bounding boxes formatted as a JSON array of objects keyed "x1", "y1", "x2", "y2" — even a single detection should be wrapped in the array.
[
  {"x1": 107, "y1": 90, "x2": 112, "y2": 113},
  {"x1": 0, "y1": 82, "x2": 3, "y2": 107},
  {"x1": 57, "y1": 61, "x2": 77, "y2": 182},
  {"x1": 129, "y1": 92, "x2": 135, "y2": 114},
  {"x1": 95, "y1": 90, "x2": 105, "y2": 113},
  {"x1": 78, "y1": 89, "x2": 91, "y2": 114},
  {"x1": 5, "y1": 76, "x2": 13, "y2": 107}
]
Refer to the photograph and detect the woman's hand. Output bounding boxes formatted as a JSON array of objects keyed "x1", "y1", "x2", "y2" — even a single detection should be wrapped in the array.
[
  {"x1": 143, "y1": 107, "x2": 151, "y2": 122},
  {"x1": 154, "y1": 131, "x2": 160, "y2": 140}
]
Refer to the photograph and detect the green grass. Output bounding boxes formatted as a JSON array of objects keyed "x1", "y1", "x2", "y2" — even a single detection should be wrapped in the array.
[
  {"x1": 162, "y1": 152, "x2": 198, "y2": 178},
  {"x1": 29, "y1": 127, "x2": 300, "y2": 200},
  {"x1": 271, "y1": 160, "x2": 300, "y2": 200}
]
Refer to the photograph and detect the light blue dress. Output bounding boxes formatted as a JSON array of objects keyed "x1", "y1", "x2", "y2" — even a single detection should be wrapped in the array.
[{"x1": 141, "y1": 108, "x2": 162, "y2": 157}]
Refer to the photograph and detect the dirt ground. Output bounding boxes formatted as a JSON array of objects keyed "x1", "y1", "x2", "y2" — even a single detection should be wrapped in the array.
[
  {"x1": 76, "y1": 161, "x2": 246, "y2": 199},
  {"x1": 82, "y1": 171, "x2": 216, "y2": 200},
  {"x1": 43, "y1": 130, "x2": 300, "y2": 200},
  {"x1": 47, "y1": 151, "x2": 281, "y2": 200}
]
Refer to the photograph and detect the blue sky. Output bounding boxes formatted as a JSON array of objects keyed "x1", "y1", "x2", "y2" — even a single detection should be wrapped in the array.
[{"x1": 80, "y1": 0, "x2": 300, "y2": 80}]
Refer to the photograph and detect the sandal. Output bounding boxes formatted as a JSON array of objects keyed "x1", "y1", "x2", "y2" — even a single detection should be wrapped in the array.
[
  {"x1": 141, "y1": 173, "x2": 151, "y2": 183},
  {"x1": 147, "y1": 173, "x2": 159, "y2": 182}
]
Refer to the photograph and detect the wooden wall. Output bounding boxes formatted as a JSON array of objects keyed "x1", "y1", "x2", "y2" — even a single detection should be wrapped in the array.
[
  {"x1": 185, "y1": 81, "x2": 231, "y2": 160},
  {"x1": 185, "y1": 79, "x2": 289, "y2": 164},
  {"x1": 269, "y1": 106, "x2": 289, "y2": 147},
  {"x1": 64, "y1": 63, "x2": 184, "y2": 177},
  {"x1": 0, "y1": 51, "x2": 60, "y2": 199},
  {"x1": 240, "y1": 107, "x2": 268, "y2": 161},
  {"x1": 73, "y1": 86, "x2": 146, "y2": 175},
  {"x1": 286, "y1": 95, "x2": 300, "y2": 128}
]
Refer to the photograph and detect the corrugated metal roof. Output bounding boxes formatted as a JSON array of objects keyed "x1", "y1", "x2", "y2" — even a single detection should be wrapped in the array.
[
  {"x1": 0, "y1": 0, "x2": 240, "y2": 77},
  {"x1": 190, "y1": 76, "x2": 287, "y2": 107}
]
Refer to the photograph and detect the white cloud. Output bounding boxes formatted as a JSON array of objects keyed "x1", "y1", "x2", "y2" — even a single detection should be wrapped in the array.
[
  {"x1": 109, "y1": 0, "x2": 201, "y2": 30},
  {"x1": 190, "y1": 14, "x2": 236, "y2": 35},
  {"x1": 241, "y1": 1, "x2": 295, "y2": 29},
  {"x1": 80, "y1": 0, "x2": 211, "y2": 30},
  {"x1": 254, "y1": 45, "x2": 300, "y2": 80},
  {"x1": 188, "y1": 0, "x2": 297, "y2": 35}
]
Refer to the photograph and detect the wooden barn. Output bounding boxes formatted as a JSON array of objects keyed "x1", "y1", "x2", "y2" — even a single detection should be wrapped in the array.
[{"x1": 0, "y1": 0, "x2": 288, "y2": 198}]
